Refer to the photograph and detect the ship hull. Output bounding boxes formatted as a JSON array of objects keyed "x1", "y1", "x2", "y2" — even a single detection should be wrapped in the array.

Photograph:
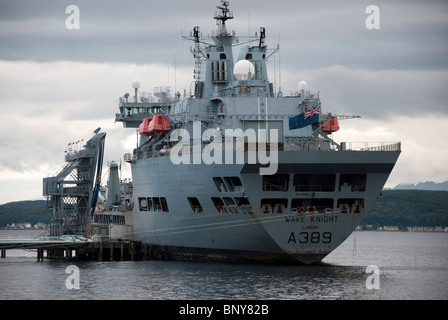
[{"x1": 127, "y1": 149, "x2": 400, "y2": 264}]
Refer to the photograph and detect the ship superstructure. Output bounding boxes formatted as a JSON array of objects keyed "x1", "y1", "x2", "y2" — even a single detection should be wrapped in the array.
[{"x1": 112, "y1": 1, "x2": 400, "y2": 264}]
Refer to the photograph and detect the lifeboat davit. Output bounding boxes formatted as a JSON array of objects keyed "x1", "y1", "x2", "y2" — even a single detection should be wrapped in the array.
[{"x1": 322, "y1": 116, "x2": 340, "y2": 133}]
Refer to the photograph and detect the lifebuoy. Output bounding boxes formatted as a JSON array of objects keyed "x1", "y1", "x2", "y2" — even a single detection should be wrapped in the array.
[
  {"x1": 299, "y1": 207, "x2": 306, "y2": 214},
  {"x1": 352, "y1": 185, "x2": 360, "y2": 192}
]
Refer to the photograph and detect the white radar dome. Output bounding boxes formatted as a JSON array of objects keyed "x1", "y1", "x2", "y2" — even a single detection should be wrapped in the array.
[
  {"x1": 132, "y1": 79, "x2": 141, "y2": 89},
  {"x1": 233, "y1": 60, "x2": 255, "y2": 81},
  {"x1": 298, "y1": 80, "x2": 308, "y2": 91}
]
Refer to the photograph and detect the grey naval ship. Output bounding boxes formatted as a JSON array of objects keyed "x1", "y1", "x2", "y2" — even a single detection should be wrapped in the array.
[{"x1": 111, "y1": 1, "x2": 400, "y2": 264}]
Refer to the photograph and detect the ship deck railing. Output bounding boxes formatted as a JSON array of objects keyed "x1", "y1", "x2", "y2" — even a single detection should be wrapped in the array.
[
  {"x1": 128, "y1": 141, "x2": 401, "y2": 161},
  {"x1": 342, "y1": 141, "x2": 401, "y2": 152}
]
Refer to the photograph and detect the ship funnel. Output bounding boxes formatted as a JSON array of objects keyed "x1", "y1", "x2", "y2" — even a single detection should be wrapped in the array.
[{"x1": 105, "y1": 161, "x2": 121, "y2": 208}]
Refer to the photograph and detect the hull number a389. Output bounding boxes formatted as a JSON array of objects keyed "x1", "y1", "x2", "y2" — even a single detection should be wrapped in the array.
[{"x1": 287, "y1": 231, "x2": 332, "y2": 244}]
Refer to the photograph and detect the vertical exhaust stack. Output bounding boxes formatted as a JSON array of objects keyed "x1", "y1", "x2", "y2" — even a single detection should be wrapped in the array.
[{"x1": 105, "y1": 161, "x2": 121, "y2": 209}]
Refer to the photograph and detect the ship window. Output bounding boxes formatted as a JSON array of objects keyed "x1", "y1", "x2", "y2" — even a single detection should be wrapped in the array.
[
  {"x1": 245, "y1": 53, "x2": 252, "y2": 60},
  {"x1": 337, "y1": 199, "x2": 364, "y2": 213},
  {"x1": 188, "y1": 197, "x2": 203, "y2": 213},
  {"x1": 223, "y1": 197, "x2": 238, "y2": 213},
  {"x1": 291, "y1": 198, "x2": 334, "y2": 213},
  {"x1": 223, "y1": 197, "x2": 235, "y2": 205},
  {"x1": 260, "y1": 198, "x2": 288, "y2": 214},
  {"x1": 138, "y1": 197, "x2": 147, "y2": 211},
  {"x1": 293, "y1": 174, "x2": 336, "y2": 192},
  {"x1": 213, "y1": 177, "x2": 228, "y2": 192},
  {"x1": 262, "y1": 174, "x2": 289, "y2": 191},
  {"x1": 220, "y1": 53, "x2": 227, "y2": 59},
  {"x1": 224, "y1": 176, "x2": 243, "y2": 192},
  {"x1": 160, "y1": 197, "x2": 169, "y2": 212},
  {"x1": 153, "y1": 197, "x2": 161, "y2": 211},
  {"x1": 145, "y1": 197, "x2": 168, "y2": 212},
  {"x1": 211, "y1": 197, "x2": 226, "y2": 213},
  {"x1": 234, "y1": 197, "x2": 253, "y2": 214},
  {"x1": 339, "y1": 174, "x2": 366, "y2": 192},
  {"x1": 146, "y1": 197, "x2": 153, "y2": 211}
]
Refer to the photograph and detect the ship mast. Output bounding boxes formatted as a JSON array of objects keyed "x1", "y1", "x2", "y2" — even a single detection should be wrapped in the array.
[{"x1": 214, "y1": 0, "x2": 233, "y2": 34}]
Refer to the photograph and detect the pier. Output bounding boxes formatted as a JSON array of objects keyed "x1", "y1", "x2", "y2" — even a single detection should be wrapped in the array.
[{"x1": 0, "y1": 238, "x2": 150, "y2": 262}]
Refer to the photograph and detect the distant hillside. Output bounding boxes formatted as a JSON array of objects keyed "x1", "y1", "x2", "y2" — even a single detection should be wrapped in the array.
[
  {"x1": 0, "y1": 200, "x2": 50, "y2": 227},
  {"x1": 364, "y1": 190, "x2": 448, "y2": 229},
  {"x1": 393, "y1": 181, "x2": 448, "y2": 191}
]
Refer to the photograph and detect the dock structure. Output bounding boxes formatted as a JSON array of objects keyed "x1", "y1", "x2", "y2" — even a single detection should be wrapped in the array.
[
  {"x1": 5, "y1": 129, "x2": 141, "y2": 263},
  {"x1": 42, "y1": 129, "x2": 106, "y2": 237},
  {"x1": 0, "y1": 239, "x2": 150, "y2": 262}
]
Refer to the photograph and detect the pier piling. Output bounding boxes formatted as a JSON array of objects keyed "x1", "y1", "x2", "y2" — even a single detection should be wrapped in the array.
[{"x1": 0, "y1": 239, "x2": 146, "y2": 262}]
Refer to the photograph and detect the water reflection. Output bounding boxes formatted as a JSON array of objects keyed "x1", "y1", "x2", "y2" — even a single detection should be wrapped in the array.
[{"x1": 1, "y1": 231, "x2": 447, "y2": 300}]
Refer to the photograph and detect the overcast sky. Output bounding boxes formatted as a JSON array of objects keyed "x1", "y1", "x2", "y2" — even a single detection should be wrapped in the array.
[{"x1": 0, "y1": 0, "x2": 447, "y2": 204}]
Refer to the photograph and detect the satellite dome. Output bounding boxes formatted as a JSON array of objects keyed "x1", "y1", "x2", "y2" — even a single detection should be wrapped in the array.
[
  {"x1": 298, "y1": 81, "x2": 308, "y2": 91},
  {"x1": 233, "y1": 60, "x2": 255, "y2": 80},
  {"x1": 132, "y1": 79, "x2": 141, "y2": 89}
]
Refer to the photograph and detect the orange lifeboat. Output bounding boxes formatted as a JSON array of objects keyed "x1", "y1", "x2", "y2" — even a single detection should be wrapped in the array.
[
  {"x1": 138, "y1": 117, "x2": 153, "y2": 136},
  {"x1": 322, "y1": 116, "x2": 340, "y2": 133},
  {"x1": 146, "y1": 114, "x2": 172, "y2": 136}
]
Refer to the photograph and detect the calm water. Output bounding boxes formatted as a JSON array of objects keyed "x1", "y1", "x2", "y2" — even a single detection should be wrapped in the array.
[{"x1": 0, "y1": 230, "x2": 447, "y2": 300}]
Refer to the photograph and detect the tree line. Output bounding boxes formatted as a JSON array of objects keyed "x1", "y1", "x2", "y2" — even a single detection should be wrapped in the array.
[{"x1": 363, "y1": 190, "x2": 448, "y2": 230}]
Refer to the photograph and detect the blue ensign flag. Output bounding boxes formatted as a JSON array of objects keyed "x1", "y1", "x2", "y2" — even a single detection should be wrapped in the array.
[{"x1": 289, "y1": 107, "x2": 320, "y2": 130}]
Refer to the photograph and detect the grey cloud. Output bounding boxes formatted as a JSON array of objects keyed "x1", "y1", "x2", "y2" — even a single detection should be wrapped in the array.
[
  {"x1": 286, "y1": 66, "x2": 448, "y2": 119},
  {"x1": 0, "y1": 0, "x2": 447, "y2": 71},
  {"x1": 0, "y1": 0, "x2": 447, "y2": 203}
]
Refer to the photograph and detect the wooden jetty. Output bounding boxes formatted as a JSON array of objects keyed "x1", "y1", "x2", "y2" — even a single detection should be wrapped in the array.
[{"x1": 0, "y1": 238, "x2": 151, "y2": 262}]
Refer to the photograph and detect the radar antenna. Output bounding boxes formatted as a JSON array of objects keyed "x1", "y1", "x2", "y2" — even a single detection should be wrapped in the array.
[{"x1": 214, "y1": 1, "x2": 233, "y2": 26}]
